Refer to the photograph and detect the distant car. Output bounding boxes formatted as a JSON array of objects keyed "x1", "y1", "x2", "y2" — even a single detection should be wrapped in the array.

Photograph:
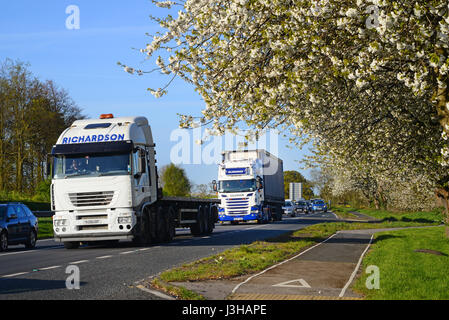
[
  {"x1": 282, "y1": 200, "x2": 295, "y2": 216},
  {"x1": 0, "y1": 203, "x2": 38, "y2": 251},
  {"x1": 294, "y1": 200, "x2": 309, "y2": 214},
  {"x1": 311, "y1": 199, "x2": 328, "y2": 213},
  {"x1": 306, "y1": 200, "x2": 313, "y2": 212}
]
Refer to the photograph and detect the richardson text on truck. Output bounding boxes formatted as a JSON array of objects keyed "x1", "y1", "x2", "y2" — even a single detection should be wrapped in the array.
[{"x1": 49, "y1": 114, "x2": 219, "y2": 249}]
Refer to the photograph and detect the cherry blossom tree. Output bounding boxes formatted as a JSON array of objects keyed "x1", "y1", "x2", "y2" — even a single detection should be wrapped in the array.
[{"x1": 122, "y1": 0, "x2": 449, "y2": 221}]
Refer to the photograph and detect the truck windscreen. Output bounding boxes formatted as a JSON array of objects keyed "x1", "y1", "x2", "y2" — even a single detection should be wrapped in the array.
[
  {"x1": 219, "y1": 179, "x2": 256, "y2": 193},
  {"x1": 53, "y1": 153, "x2": 131, "y2": 179}
]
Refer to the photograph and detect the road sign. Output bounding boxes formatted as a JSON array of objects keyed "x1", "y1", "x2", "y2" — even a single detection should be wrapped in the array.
[{"x1": 289, "y1": 183, "x2": 302, "y2": 201}]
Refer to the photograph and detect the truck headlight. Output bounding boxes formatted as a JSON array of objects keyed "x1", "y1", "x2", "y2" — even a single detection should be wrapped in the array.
[
  {"x1": 118, "y1": 216, "x2": 133, "y2": 224},
  {"x1": 54, "y1": 219, "x2": 67, "y2": 227}
]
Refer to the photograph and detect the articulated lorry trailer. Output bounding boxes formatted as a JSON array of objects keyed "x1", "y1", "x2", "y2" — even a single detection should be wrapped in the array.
[
  {"x1": 214, "y1": 150, "x2": 284, "y2": 224},
  {"x1": 50, "y1": 114, "x2": 219, "y2": 249}
]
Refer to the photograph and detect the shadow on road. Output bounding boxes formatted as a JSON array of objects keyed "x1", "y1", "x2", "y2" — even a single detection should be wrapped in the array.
[{"x1": 0, "y1": 278, "x2": 87, "y2": 295}]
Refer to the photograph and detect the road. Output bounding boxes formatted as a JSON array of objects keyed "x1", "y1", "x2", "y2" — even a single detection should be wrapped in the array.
[{"x1": 0, "y1": 211, "x2": 336, "y2": 300}]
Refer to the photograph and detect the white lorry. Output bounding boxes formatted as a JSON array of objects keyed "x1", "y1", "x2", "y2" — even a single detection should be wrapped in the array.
[
  {"x1": 50, "y1": 114, "x2": 218, "y2": 249},
  {"x1": 213, "y1": 150, "x2": 284, "y2": 224}
]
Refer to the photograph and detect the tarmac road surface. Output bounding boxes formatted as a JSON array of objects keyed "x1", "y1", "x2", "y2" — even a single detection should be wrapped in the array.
[{"x1": 0, "y1": 211, "x2": 336, "y2": 300}]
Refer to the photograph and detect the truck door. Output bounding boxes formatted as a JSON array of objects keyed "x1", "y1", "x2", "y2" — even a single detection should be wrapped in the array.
[{"x1": 132, "y1": 147, "x2": 150, "y2": 206}]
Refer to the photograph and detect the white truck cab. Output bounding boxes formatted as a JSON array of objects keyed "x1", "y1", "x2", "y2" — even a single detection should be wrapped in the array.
[{"x1": 51, "y1": 115, "x2": 158, "y2": 247}]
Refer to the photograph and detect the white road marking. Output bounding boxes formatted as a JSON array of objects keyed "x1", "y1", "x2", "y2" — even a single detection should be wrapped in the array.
[
  {"x1": 1, "y1": 272, "x2": 29, "y2": 278},
  {"x1": 96, "y1": 255, "x2": 113, "y2": 259},
  {"x1": 339, "y1": 234, "x2": 374, "y2": 297},
  {"x1": 69, "y1": 260, "x2": 89, "y2": 265},
  {"x1": 273, "y1": 279, "x2": 311, "y2": 288},
  {"x1": 245, "y1": 225, "x2": 267, "y2": 230},
  {"x1": 119, "y1": 251, "x2": 136, "y2": 255},
  {"x1": 39, "y1": 265, "x2": 61, "y2": 271},
  {"x1": 136, "y1": 284, "x2": 176, "y2": 300},
  {"x1": 232, "y1": 233, "x2": 338, "y2": 294}
]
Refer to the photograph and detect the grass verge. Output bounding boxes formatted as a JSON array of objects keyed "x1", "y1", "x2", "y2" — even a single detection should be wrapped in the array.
[
  {"x1": 150, "y1": 216, "x2": 442, "y2": 299},
  {"x1": 38, "y1": 217, "x2": 53, "y2": 240},
  {"x1": 332, "y1": 206, "x2": 360, "y2": 219},
  {"x1": 357, "y1": 207, "x2": 443, "y2": 224},
  {"x1": 353, "y1": 226, "x2": 449, "y2": 299}
]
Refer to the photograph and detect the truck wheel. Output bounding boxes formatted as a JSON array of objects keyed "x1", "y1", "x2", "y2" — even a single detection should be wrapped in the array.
[
  {"x1": 134, "y1": 207, "x2": 152, "y2": 246},
  {"x1": 206, "y1": 207, "x2": 215, "y2": 234},
  {"x1": 277, "y1": 206, "x2": 283, "y2": 221},
  {"x1": 155, "y1": 206, "x2": 168, "y2": 243},
  {"x1": 63, "y1": 242, "x2": 80, "y2": 249},
  {"x1": 166, "y1": 206, "x2": 176, "y2": 242},
  {"x1": 190, "y1": 206, "x2": 204, "y2": 236},
  {"x1": 202, "y1": 207, "x2": 211, "y2": 234}
]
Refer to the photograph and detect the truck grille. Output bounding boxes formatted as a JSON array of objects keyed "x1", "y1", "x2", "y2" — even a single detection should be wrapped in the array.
[
  {"x1": 69, "y1": 191, "x2": 114, "y2": 207},
  {"x1": 225, "y1": 197, "x2": 250, "y2": 215}
]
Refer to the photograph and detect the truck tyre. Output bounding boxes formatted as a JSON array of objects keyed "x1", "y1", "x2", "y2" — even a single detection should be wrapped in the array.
[
  {"x1": 63, "y1": 241, "x2": 80, "y2": 249},
  {"x1": 165, "y1": 206, "x2": 176, "y2": 242},
  {"x1": 276, "y1": 206, "x2": 283, "y2": 221},
  {"x1": 190, "y1": 206, "x2": 204, "y2": 236},
  {"x1": 202, "y1": 207, "x2": 210, "y2": 234},
  {"x1": 133, "y1": 207, "x2": 152, "y2": 246},
  {"x1": 206, "y1": 207, "x2": 215, "y2": 234},
  {"x1": 155, "y1": 206, "x2": 167, "y2": 243}
]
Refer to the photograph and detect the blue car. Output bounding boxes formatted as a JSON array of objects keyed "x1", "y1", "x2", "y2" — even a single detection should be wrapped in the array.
[
  {"x1": 0, "y1": 203, "x2": 38, "y2": 251},
  {"x1": 311, "y1": 199, "x2": 328, "y2": 213}
]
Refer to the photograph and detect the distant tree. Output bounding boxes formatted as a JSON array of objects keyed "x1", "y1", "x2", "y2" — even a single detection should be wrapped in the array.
[
  {"x1": 160, "y1": 163, "x2": 191, "y2": 197},
  {"x1": 0, "y1": 58, "x2": 84, "y2": 195},
  {"x1": 284, "y1": 170, "x2": 314, "y2": 200},
  {"x1": 192, "y1": 183, "x2": 214, "y2": 198}
]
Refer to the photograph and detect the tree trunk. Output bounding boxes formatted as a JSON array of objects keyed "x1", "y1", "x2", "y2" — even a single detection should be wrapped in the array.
[{"x1": 435, "y1": 188, "x2": 449, "y2": 238}]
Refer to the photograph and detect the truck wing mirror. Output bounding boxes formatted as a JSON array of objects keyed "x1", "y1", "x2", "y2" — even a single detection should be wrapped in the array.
[
  {"x1": 212, "y1": 180, "x2": 217, "y2": 192},
  {"x1": 256, "y1": 176, "x2": 263, "y2": 190}
]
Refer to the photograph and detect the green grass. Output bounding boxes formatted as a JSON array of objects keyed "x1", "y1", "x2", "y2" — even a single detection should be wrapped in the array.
[
  {"x1": 353, "y1": 226, "x2": 449, "y2": 300},
  {"x1": 357, "y1": 207, "x2": 444, "y2": 224},
  {"x1": 150, "y1": 278, "x2": 206, "y2": 300},
  {"x1": 0, "y1": 191, "x2": 51, "y2": 211},
  {"x1": 332, "y1": 205, "x2": 444, "y2": 224},
  {"x1": 37, "y1": 217, "x2": 53, "y2": 239},
  {"x1": 332, "y1": 205, "x2": 360, "y2": 219}
]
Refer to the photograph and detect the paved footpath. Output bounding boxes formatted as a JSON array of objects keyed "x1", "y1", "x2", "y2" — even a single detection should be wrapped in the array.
[
  {"x1": 228, "y1": 229, "x2": 377, "y2": 300},
  {"x1": 166, "y1": 225, "x2": 440, "y2": 300}
]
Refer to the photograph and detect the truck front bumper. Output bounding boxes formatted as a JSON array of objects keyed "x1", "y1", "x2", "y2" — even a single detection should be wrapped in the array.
[
  {"x1": 54, "y1": 231, "x2": 134, "y2": 243},
  {"x1": 219, "y1": 213, "x2": 259, "y2": 222}
]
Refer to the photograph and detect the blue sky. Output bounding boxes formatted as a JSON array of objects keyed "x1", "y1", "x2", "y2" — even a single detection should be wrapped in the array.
[{"x1": 0, "y1": 0, "x2": 313, "y2": 187}]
